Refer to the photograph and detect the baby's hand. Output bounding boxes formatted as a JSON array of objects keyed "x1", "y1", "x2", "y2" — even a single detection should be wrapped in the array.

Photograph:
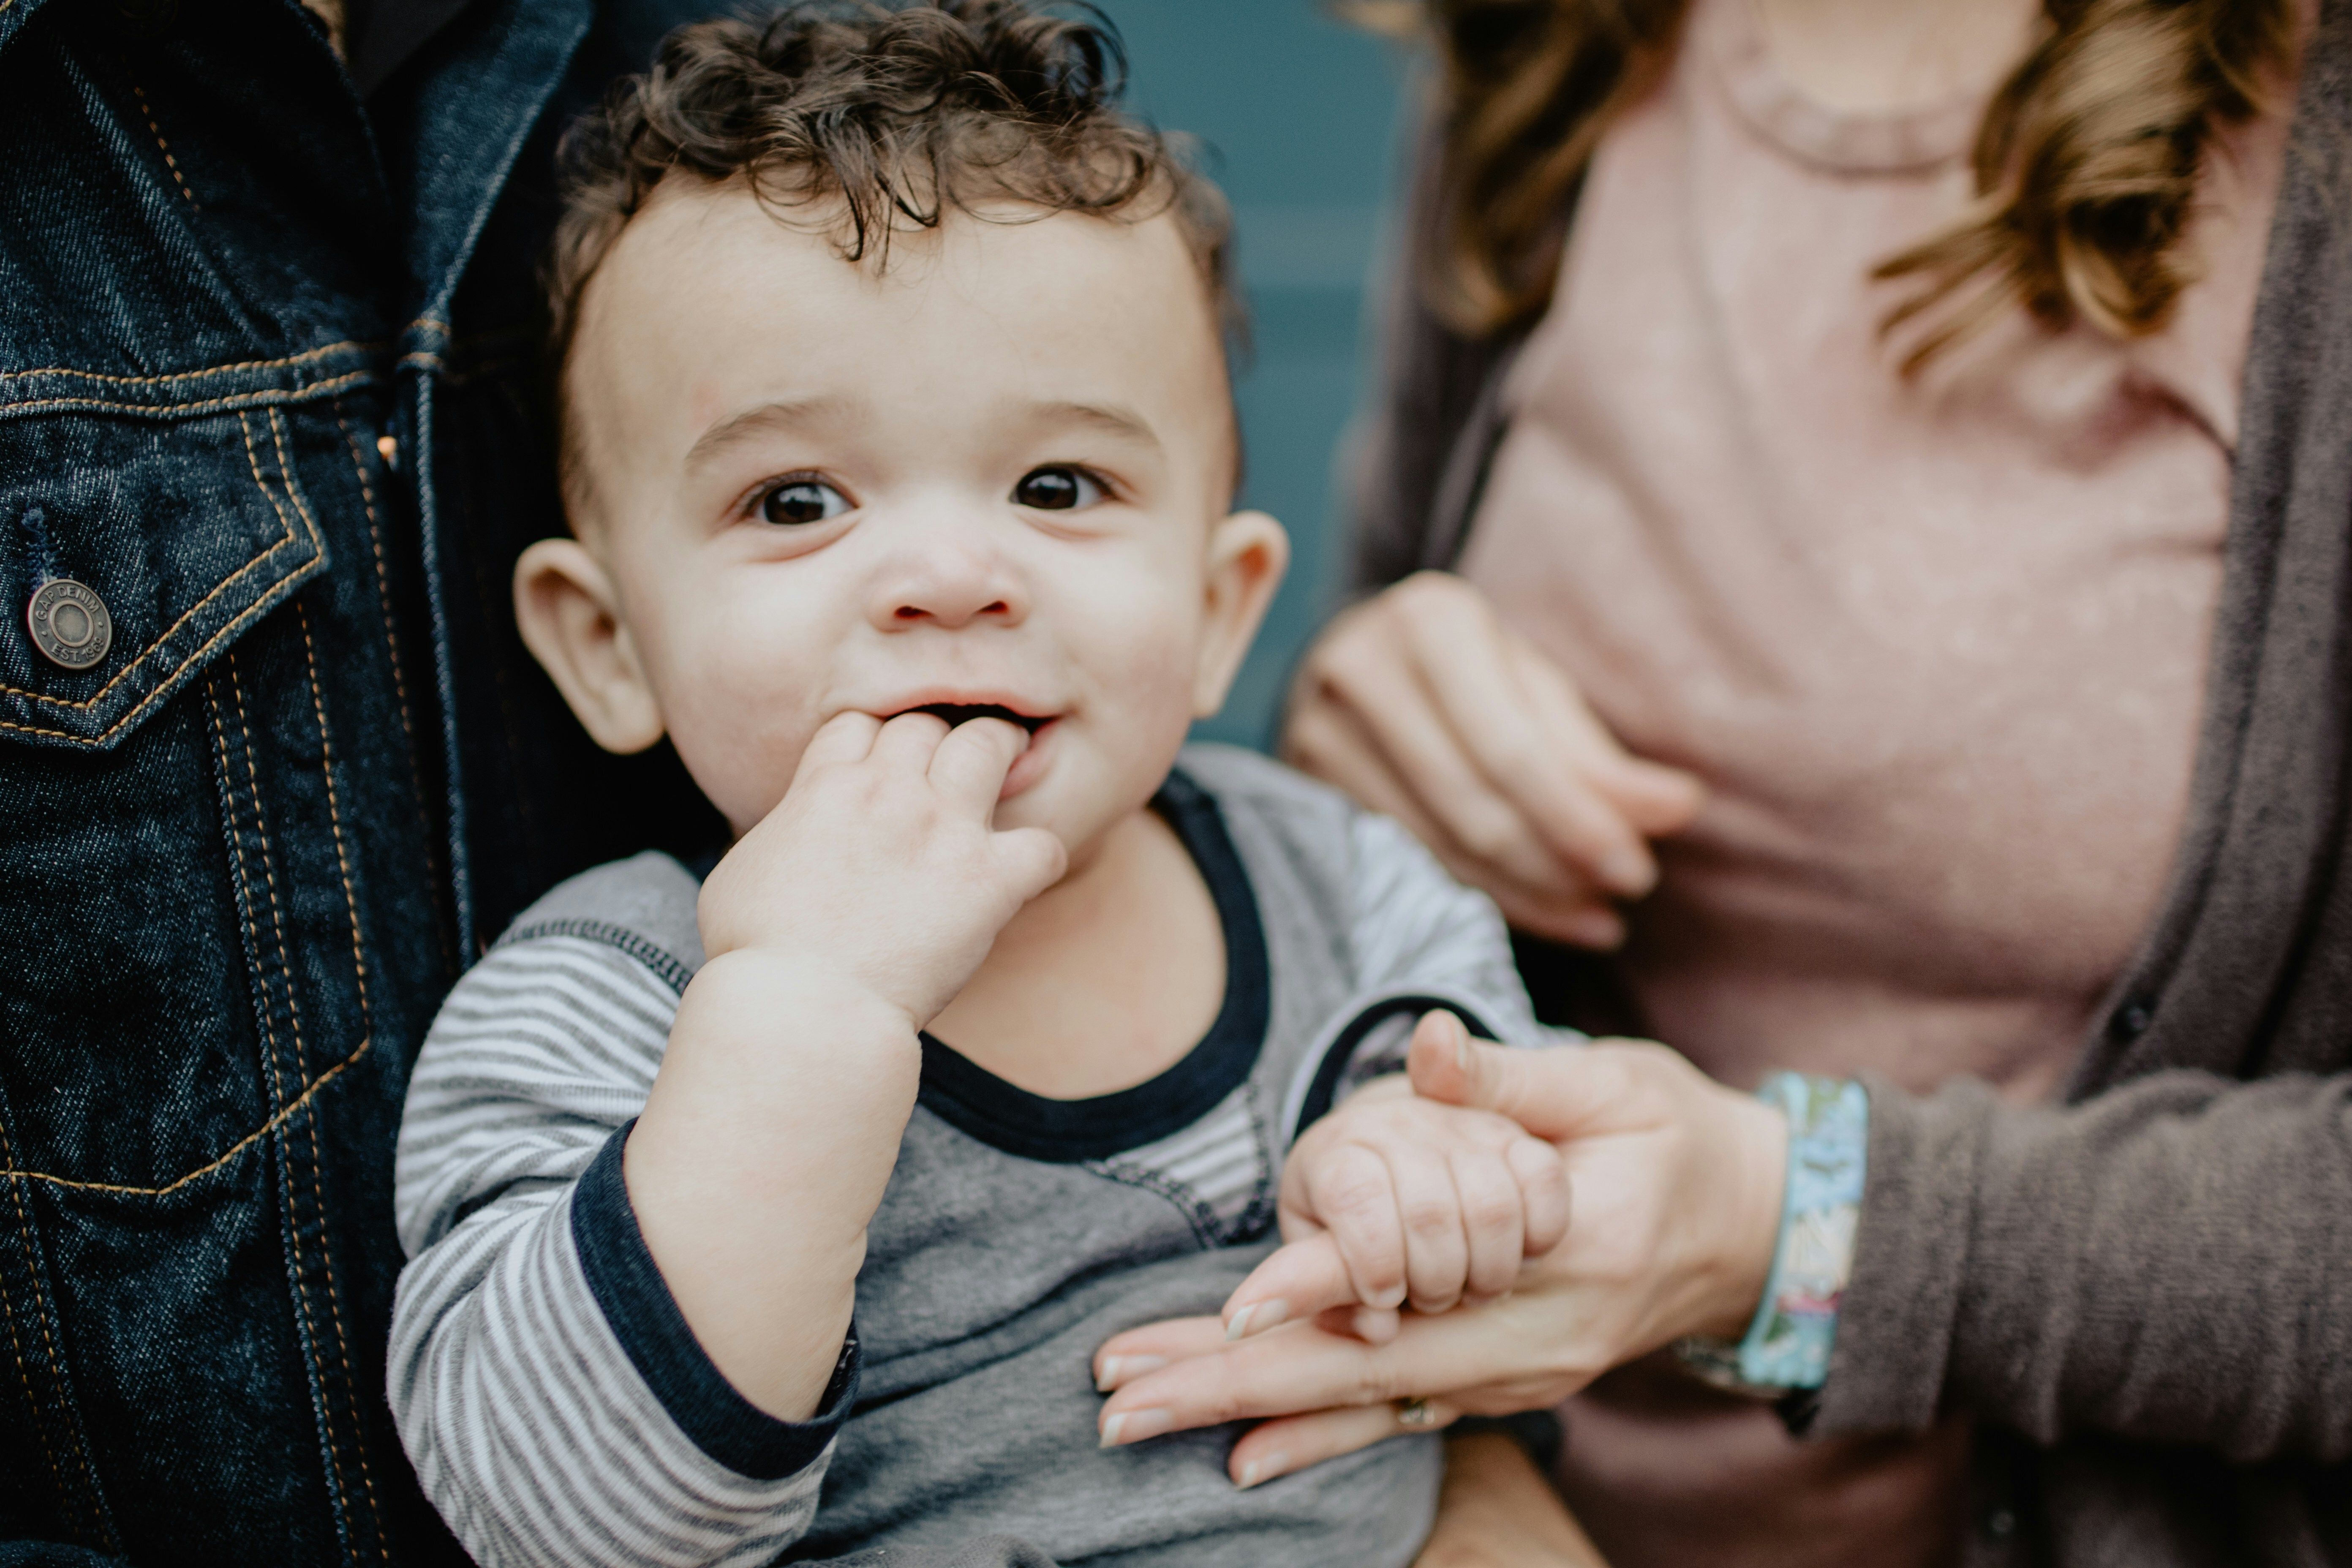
[
  {"x1": 697, "y1": 710, "x2": 1067, "y2": 1026},
  {"x1": 1223, "y1": 1011, "x2": 1570, "y2": 1342}
]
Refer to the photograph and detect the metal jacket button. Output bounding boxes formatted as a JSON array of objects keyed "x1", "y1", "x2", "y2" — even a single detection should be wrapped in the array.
[{"x1": 27, "y1": 578, "x2": 112, "y2": 670}]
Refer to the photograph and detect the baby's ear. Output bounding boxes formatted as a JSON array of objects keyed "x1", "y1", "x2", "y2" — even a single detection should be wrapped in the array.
[
  {"x1": 513, "y1": 536, "x2": 667, "y2": 755},
  {"x1": 1192, "y1": 509, "x2": 1289, "y2": 720}
]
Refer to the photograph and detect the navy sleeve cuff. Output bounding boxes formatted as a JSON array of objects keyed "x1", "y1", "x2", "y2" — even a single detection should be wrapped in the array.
[
  {"x1": 1291, "y1": 994, "x2": 1505, "y2": 1141},
  {"x1": 572, "y1": 1121, "x2": 860, "y2": 1481}
]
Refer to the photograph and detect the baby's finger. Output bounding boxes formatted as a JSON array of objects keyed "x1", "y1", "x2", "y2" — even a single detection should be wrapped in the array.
[
  {"x1": 1228, "y1": 1399, "x2": 1458, "y2": 1490},
  {"x1": 1450, "y1": 1149, "x2": 1525, "y2": 1300},
  {"x1": 990, "y1": 825, "x2": 1067, "y2": 905},
  {"x1": 929, "y1": 715, "x2": 1029, "y2": 810},
  {"x1": 1091, "y1": 1315, "x2": 1228, "y2": 1393},
  {"x1": 794, "y1": 709, "x2": 882, "y2": 778},
  {"x1": 1312, "y1": 1303, "x2": 1401, "y2": 1344},
  {"x1": 1385, "y1": 1143, "x2": 1470, "y2": 1314},
  {"x1": 1221, "y1": 1232, "x2": 1359, "y2": 1341},
  {"x1": 1510, "y1": 1135, "x2": 1572, "y2": 1256},
  {"x1": 869, "y1": 708, "x2": 951, "y2": 770},
  {"x1": 1303, "y1": 1143, "x2": 1407, "y2": 1311}
]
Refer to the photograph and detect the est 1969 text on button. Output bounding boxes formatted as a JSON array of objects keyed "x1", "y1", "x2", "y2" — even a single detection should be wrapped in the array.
[{"x1": 27, "y1": 578, "x2": 113, "y2": 671}]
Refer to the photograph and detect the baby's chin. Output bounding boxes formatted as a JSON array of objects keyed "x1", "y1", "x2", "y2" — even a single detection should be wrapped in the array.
[{"x1": 992, "y1": 757, "x2": 1170, "y2": 873}]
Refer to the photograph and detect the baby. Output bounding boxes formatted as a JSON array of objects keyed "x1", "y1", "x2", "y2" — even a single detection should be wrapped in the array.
[{"x1": 387, "y1": 5, "x2": 1568, "y2": 1565}]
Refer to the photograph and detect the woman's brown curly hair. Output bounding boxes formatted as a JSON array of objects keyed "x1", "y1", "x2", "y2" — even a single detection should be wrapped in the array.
[
  {"x1": 1358, "y1": 0, "x2": 2300, "y2": 369},
  {"x1": 545, "y1": 0, "x2": 1239, "y2": 369}
]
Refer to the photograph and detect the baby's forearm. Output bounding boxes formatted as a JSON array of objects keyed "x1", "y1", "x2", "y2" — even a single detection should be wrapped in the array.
[{"x1": 625, "y1": 948, "x2": 923, "y2": 1421}]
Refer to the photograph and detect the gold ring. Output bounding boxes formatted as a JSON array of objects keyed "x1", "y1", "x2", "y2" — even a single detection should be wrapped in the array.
[{"x1": 1395, "y1": 1397, "x2": 1437, "y2": 1429}]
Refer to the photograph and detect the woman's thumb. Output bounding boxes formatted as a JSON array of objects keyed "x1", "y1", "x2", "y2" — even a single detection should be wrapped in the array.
[{"x1": 1407, "y1": 1012, "x2": 1612, "y2": 1141}]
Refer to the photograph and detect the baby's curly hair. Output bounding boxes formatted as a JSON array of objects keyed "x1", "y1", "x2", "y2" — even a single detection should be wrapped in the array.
[{"x1": 546, "y1": 0, "x2": 1241, "y2": 372}]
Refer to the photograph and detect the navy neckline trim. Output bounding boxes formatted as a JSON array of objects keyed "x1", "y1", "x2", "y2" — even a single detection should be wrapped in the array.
[{"x1": 916, "y1": 768, "x2": 1271, "y2": 1164}]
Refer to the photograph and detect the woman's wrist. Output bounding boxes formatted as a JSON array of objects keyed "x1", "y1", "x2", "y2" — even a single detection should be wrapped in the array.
[
  {"x1": 1682, "y1": 1074, "x2": 1869, "y2": 1391},
  {"x1": 1692, "y1": 1081, "x2": 1791, "y2": 1340}
]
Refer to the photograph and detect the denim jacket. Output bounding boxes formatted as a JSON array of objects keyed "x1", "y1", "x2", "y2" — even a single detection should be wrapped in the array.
[{"x1": 0, "y1": 2, "x2": 721, "y2": 1562}]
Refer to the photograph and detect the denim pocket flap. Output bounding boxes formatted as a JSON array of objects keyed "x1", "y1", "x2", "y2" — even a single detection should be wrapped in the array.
[{"x1": 0, "y1": 404, "x2": 330, "y2": 750}]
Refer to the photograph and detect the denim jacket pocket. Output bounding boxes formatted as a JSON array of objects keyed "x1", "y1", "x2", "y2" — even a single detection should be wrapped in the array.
[{"x1": 0, "y1": 347, "x2": 368, "y2": 751}]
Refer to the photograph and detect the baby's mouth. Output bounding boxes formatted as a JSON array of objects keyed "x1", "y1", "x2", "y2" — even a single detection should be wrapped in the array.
[{"x1": 907, "y1": 702, "x2": 1050, "y2": 735}]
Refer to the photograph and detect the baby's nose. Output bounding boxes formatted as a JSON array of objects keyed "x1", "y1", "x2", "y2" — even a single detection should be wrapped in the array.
[{"x1": 868, "y1": 547, "x2": 1028, "y2": 631}]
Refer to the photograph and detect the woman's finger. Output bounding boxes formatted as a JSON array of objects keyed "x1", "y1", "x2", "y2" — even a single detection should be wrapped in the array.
[
  {"x1": 1097, "y1": 1307, "x2": 1543, "y2": 1443},
  {"x1": 1489, "y1": 881, "x2": 1626, "y2": 950},
  {"x1": 1316, "y1": 630, "x2": 1579, "y2": 893},
  {"x1": 1410, "y1": 1031, "x2": 1642, "y2": 1145},
  {"x1": 1505, "y1": 635, "x2": 1705, "y2": 835},
  {"x1": 1399, "y1": 587, "x2": 1661, "y2": 897},
  {"x1": 1091, "y1": 1314, "x2": 1228, "y2": 1393},
  {"x1": 1290, "y1": 700, "x2": 1625, "y2": 947},
  {"x1": 1228, "y1": 1399, "x2": 1459, "y2": 1489}
]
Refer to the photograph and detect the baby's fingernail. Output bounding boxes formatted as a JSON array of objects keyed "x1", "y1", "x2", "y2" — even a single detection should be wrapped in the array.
[
  {"x1": 1453, "y1": 1020, "x2": 1474, "y2": 1075},
  {"x1": 1099, "y1": 1407, "x2": 1171, "y2": 1448},
  {"x1": 1095, "y1": 1355, "x2": 1165, "y2": 1391},
  {"x1": 1237, "y1": 1454, "x2": 1287, "y2": 1489},
  {"x1": 1226, "y1": 1299, "x2": 1287, "y2": 1340}
]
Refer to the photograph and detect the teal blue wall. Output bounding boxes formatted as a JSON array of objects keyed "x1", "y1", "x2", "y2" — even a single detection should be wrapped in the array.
[{"x1": 1092, "y1": 2, "x2": 1413, "y2": 750}]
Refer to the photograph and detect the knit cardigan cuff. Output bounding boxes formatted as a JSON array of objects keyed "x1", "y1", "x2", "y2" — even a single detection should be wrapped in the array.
[{"x1": 1810, "y1": 1074, "x2": 1998, "y2": 1437}]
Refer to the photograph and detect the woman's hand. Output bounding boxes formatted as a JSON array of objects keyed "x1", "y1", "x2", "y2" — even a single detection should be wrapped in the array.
[
  {"x1": 1282, "y1": 572, "x2": 1704, "y2": 948},
  {"x1": 1092, "y1": 1029, "x2": 1788, "y2": 1489}
]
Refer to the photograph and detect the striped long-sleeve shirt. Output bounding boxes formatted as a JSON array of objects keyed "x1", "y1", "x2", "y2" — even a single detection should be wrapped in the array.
[{"x1": 389, "y1": 744, "x2": 1548, "y2": 1568}]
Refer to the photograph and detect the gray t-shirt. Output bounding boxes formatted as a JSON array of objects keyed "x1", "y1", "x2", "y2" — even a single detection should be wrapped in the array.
[{"x1": 389, "y1": 745, "x2": 1545, "y2": 1568}]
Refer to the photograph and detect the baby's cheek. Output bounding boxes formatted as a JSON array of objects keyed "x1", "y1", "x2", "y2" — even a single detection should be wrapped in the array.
[
  {"x1": 659, "y1": 660, "x2": 822, "y2": 836},
  {"x1": 1104, "y1": 610, "x2": 1205, "y2": 738}
]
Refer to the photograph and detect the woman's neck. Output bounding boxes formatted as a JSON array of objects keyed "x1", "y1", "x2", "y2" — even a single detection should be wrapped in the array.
[{"x1": 1753, "y1": 0, "x2": 2040, "y2": 113}]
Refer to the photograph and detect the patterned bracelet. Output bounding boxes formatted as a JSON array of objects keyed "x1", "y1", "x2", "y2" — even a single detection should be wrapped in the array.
[{"x1": 1675, "y1": 1073, "x2": 1868, "y2": 1394}]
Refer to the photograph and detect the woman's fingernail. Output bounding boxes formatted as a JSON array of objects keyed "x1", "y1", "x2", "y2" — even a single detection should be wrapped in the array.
[
  {"x1": 1095, "y1": 1354, "x2": 1165, "y2": 1391},
  {"x1": 1569, "y1": 909, "x2": 1626, "y2": 949},
  {"x1": 1237, "y1": 1453, "x2": 1287, "y2": 1489},
  {"x1": 1599, "y1": 846, "x2": 1653, "y2": 895},
  {"x1": 1227, "y1": 1299, "x2": 1287, "y2": 1340},
  {"x1": 1099, "y1": 1407, "x2": 1173, "y2": 1448}
]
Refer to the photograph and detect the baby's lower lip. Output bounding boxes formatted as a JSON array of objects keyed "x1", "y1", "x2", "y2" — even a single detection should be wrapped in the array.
[{"x1": 999, "y1": 718, "x2": 1058, "y2": 801}]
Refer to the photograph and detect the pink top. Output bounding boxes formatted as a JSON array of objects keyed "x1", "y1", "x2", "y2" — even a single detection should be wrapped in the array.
[{"x1": 1454, "y1": 0, "x2": 2295, "y2": 1558}]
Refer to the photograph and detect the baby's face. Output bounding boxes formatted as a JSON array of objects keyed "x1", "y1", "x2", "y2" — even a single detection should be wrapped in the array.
[{"x1": 528, "y1": 185, "x2": 1283, "y2": 861}]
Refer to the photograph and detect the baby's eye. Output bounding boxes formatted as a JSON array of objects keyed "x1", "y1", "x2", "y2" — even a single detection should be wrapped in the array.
[
  {"x1": 760, "y1": 477, "x2": 852, "y2": 526},
  {"x1": 1013, "y1": 466, "x2": 1105, "y2": 512}
]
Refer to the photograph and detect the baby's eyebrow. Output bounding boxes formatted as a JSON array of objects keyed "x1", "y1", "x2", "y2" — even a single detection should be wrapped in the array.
[
  {"x1": 683, "y1": 397, "x2": 850, "y2": 474},
  {"x1": 1027, "y1": 400, "x2": 1160, "y2": 450}
]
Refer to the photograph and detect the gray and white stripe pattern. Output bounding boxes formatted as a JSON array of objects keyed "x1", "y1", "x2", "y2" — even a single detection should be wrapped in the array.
[{"x1": 390, "y1": 937, "x2": 830, "y2": 1568}]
